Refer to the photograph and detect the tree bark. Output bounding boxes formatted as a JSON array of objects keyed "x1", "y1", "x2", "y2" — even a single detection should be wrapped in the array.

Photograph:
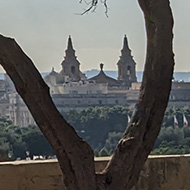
[
  {"x1": 0, "y1": 0, "x2": 174, "y2": 189},
  {"x1": 96, "y1": 0, "x2": 174, "y2": 189},
  {"x1": 0, "y1": 35, "x2": 96, "y2": 190}
]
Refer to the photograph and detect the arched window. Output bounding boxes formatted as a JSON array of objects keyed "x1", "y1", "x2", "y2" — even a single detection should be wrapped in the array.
[
  {"x1": 127, "y1": 66, "x2": 131, "y2": 75},
  {"x1": 71, "y1": 66, "x2": 75, "y2": 74}
]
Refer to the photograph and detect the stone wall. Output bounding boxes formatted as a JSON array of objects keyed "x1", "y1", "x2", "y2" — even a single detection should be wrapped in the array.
[{"x1": 0, "y1": 155, "x2": 190, "y2": 190}]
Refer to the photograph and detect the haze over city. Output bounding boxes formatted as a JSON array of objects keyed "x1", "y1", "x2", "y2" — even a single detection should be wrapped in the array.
[{"x1": 0, "y1": 0, "x2": 190, "y2": 73}]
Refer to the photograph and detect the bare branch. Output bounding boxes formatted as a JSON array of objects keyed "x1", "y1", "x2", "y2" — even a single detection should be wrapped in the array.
[
  {"x1": 103, "y1": 0, "x2": 108, "y2": 16},
  {"x1": 79, "y1": 0, "x2": 108, "y2": 16}
]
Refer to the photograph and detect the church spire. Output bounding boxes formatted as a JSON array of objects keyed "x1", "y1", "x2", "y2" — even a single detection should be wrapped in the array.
[
  {"x1": 60, "y1": 36, "x2": 81, "y2": 82},
  {"x1": 65, "y1": 35, "x2": 76, "y2": 59},
  {"x1": 117, "y1": 35, "x2": 137, "y2": 85},
  {"x1": 123, "y1": 35, "x2": 129, "y2": 50},
  {"x1": 67, "y1": 35, "x2": 74, "y2": 50},
  {"x1": 121, "y1": 35, "x2": 131, "y2": 55}
]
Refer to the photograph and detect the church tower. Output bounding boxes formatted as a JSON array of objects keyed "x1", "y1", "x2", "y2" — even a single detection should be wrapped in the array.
[
  {"x1": 60, "y1": 36, "x2": 81, "y2": 81},
  {"x1": 117, "y1": 35, "x2": 137, "y2": 86}
]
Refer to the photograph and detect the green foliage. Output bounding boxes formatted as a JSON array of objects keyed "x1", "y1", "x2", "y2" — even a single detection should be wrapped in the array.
[
  {"x1": 104, "y1": 132, "x2": 123, "y2": 154},
  {"x1": 1, "y1": 107, "x2": 190, "y2": 160},
  {"x1": 0, "y1": 116, "x2": 54, "y2": 161},
  {"x1": 63, "y1": 107, "x2": 190, "y2": 156},
  {"x1": 152, "y1": 107, "x2": 190, "y2": 155},
  {"x1": 62, "y1": 106, "x2": 131, "y2": 150},
  {"x1": 22, "y1": 125, "x2": 55, "y2": 157}
]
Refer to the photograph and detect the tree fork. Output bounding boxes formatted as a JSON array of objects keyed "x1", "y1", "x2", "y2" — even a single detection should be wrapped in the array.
[{"x1": 0, "y1": 0, "x2": 174, "y2": 189}]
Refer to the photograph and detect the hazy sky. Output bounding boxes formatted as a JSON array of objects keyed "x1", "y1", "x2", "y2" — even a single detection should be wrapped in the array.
[{"x1": 0, "y1": 0, "x2": 190, "y2": 73}]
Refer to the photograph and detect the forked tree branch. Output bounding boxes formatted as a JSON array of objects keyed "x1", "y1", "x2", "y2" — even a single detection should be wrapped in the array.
[
  {"x1": 0, "y1": 0, "x2": 174, "y2": 189},
  {"x1": 79, "y1": 0, "x2": 108, "y2": 16}
]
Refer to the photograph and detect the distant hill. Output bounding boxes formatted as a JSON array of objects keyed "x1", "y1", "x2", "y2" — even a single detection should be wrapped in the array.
[
  {"x1": 0, "y1": 71, "x2": 190, "y2": 82},
  {"x1": 84, "y1": 70, "x2": 190, "y2": 82}
]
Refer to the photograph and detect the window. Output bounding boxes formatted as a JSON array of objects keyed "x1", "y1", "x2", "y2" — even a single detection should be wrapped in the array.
[
  {"x1": 69, "y1": 90, "x2": 78, "y2": 94},
  {"x1": 127, "y1": 66, "x2": 131, "y2": 75},
  {"x1": 98, "y1": 100, "x2": 102, "y2": 105},
  {"x1": 87, "y1": 90, "x2": 92, "y2": 94},
  {"x1": 71, "y1": 66, "x2": 75, "y2": 74},
  {"x1": 96, "y1": 90, "x2": 102, "y2": 94}
]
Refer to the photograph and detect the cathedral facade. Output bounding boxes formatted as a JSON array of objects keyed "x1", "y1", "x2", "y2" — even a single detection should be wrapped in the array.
[{"x1": 44, "y1": 35, "x2": 137, "y2": 94}]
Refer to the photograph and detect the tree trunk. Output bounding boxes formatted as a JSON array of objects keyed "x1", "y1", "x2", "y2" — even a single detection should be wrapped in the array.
[
  {"x1": 96, "y1": 0, "x2": 174, "y2": 189},
  {"x1": 0, "y1": 35, "x2": 97, "y2": 190},
  {"x1": 0, "y1": 0, "x2": 174, "y2": 189}
]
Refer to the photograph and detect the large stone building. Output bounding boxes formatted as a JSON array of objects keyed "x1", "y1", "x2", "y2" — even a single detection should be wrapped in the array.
[
  {"x1": 1, "y1": 36, "x2": 190, "y2": 127},
  {"x1": 44, "y1": 35, "x2": 137, "y2": 94}
]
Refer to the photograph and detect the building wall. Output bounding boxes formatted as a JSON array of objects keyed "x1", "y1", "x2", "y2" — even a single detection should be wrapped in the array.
[
  {"x1": 59, "y1": 81, "x2": 108, "y2": 95},
  {"x1": 3, "y1": 92, "x2": 128, "y2": 127},
  {"x1": 45, "y1": 76, "x2": 108, "y2": 95},
  {"x1": 2, "y1": 75, "x2": 190, "y2": 127},
  {"x1": 6, "y1": 93, "x2": 35, "y2": 127},
  {"x1": 52, "y1": 93, "x2": 128, "y2": 113},
  {"x1": 172, "y1": 82, "x2": 190, "y2": 89},
  {"x1": 0, "y1": 155, "x2": 190, "y2": 190},
  {"x1": 130, "y1": 82, "x2": 141, "y2": 90},
  {"x1": 4, "y1": 84, "x2": 190, "y2": 127}
]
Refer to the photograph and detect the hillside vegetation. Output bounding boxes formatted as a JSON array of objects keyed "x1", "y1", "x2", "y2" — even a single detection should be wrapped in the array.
[{"x1": 0, "y1": 107, "x2": 190, "y2": 160}]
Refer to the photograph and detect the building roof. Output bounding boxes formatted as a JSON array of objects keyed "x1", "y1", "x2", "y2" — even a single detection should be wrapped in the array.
[
  {"x1": 89, "y1": 63, "x2": 120, "y2": 86},
  {"x1": 49, "y1": 67, "x2": 58, "y2": 76}
]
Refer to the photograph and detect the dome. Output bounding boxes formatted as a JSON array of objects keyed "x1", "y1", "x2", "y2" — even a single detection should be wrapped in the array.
[{"x1": 89, "y1": 64, "x2": 120, "y2": 86}]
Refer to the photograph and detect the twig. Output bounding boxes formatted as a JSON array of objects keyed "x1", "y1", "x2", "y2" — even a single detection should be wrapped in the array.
[{"x1": 78, "y1": 0, "x2": 108, "y2": 16}]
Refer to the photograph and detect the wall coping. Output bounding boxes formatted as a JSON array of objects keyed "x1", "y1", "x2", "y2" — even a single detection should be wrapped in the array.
[
  {"x1": 1, "y1": 154, "x2": 190, "y2": 190},
  {"x1": 1, "y1": 154, "x2": 190, "y2": 166}
]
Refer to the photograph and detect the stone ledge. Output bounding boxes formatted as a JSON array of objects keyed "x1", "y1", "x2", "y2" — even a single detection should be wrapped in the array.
[{"x1": 0, "y1": 155, "x2": 190, "y2": 190}]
